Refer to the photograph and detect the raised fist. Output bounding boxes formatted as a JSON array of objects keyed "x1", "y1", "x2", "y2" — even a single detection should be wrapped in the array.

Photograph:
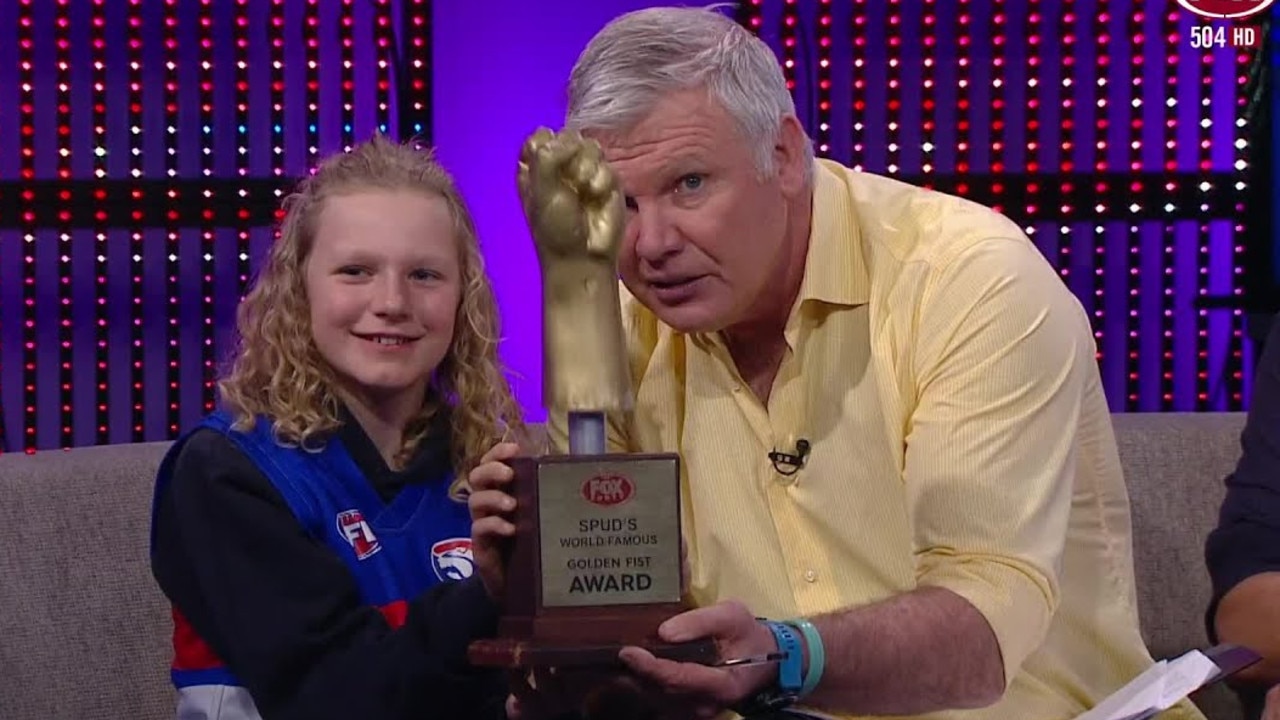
[{"x1": 517, "y1": 128, "x2": 624, "y2": 263}]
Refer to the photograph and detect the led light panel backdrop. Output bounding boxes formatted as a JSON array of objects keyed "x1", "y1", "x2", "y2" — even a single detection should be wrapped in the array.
[
  {"x1": 0, "y1": 0, "x2": 430, "y2": 452},
  {"x1": 0, "y1": 0, "x2": 1269, "y2": 454},
  {"x1": 739, "y1": 0, "x2": 1270, "y2": 414}
]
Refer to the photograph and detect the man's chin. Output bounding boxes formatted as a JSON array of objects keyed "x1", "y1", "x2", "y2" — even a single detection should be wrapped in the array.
[{"x1": 649, "y1": 301, "x2": 726, "y2": 335}]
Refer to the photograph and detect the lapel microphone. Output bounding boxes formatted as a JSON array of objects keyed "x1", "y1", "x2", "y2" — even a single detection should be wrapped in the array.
[{"x1": 768, "y1": 438, "x2": 811, "y2": 476}]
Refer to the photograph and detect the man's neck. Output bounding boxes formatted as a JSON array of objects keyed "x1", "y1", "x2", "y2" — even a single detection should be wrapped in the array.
[
  {"x1": 723, "y1": 329, "x2": 788, "y2": 406},
  {"x1": 722, "y1": 184, "x2": 814, "y2": 404}
]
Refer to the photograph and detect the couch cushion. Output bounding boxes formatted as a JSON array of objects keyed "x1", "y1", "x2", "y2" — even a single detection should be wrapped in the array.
[
  {"x1": 0, "y1": 442, "x2": 175, "y2": 720},
  {"x1": 1112, "y1": 412, "x2": 1246, "y2": 719}
]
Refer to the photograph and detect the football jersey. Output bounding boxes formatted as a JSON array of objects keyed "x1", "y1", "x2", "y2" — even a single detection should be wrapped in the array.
[{"x1": 150, "y1": 410, "x2": 474, "y2": 720}]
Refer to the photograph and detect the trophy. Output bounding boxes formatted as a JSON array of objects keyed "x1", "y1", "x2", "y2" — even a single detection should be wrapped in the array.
[{"x1": 467, "y1": 129, "x2": 715, "y2": 709}]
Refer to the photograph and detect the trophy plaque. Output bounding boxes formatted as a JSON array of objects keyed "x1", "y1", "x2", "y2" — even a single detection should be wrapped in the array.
[
  {"x1": 467, "y1": 448, "x2": 716, "y2": 668},
  {"x1": 467, "y1": 129, "x2": 716, "y2": 677}
]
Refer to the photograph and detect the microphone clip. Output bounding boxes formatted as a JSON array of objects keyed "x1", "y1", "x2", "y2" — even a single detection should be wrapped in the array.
[{"x1": 768, "y1": 439, "x2": 811, "y2": 476}]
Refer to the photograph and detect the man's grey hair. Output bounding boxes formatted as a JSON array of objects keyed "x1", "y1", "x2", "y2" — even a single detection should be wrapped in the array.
[{"x1": 566, "y1": 5, "x2": 814, "y2": 180}]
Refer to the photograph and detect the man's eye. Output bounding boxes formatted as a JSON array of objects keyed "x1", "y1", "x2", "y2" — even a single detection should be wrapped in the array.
[{"x1": 677, "y1": 174, "x2": 705, "y2": 192}]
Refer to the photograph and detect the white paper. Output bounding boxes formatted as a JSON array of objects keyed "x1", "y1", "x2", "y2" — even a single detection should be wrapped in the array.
[{"x1": 1073, "y1": 650, "x2": 1221, "y2": 720}]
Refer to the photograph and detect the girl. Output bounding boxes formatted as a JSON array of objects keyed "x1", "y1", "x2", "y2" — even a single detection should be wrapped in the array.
[{"x1": 151, "y1": 135, "x2": 524, "y2": 720}]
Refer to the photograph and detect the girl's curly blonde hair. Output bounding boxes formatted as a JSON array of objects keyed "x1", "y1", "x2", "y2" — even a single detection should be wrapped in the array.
[{"x1": 217, "y1": 134, "x2": 525, "y2": 491}]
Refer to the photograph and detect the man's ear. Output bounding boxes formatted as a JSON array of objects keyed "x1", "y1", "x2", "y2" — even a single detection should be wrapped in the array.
[{"x1": 773, "y1": 115, "x2": 811, "y2": 197}]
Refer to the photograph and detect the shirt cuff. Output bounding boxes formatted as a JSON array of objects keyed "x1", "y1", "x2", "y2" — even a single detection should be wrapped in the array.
[{"x1": 919, "y1": 558, "x2": 1057, "y2": 688}]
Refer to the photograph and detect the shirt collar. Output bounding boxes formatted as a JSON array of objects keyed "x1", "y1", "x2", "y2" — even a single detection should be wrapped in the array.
[{"x1": 795, "y1": 159, "x2": 871, "y2": 308}]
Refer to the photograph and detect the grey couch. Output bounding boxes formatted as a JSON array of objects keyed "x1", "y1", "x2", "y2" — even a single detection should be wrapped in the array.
[{"x1": 0, "y1": 413, "x2": 1250, "y2": 720}]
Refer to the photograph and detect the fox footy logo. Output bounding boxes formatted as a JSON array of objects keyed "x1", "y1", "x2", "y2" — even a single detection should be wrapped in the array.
[
  {"x1": 431, "y1": 538, "x2": 475, "y2": 581},
  {"x1": 581, "y1": 474, "x2": 635, "y2": 507},
  {"x1": 337, "y1": 509, "x2": 382, "y2": 560}
]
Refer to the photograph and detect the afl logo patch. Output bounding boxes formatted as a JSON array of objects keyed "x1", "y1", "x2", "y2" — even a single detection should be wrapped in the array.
[{"x1": 337, "y1": 509, "x2": 381, "y2": 561}]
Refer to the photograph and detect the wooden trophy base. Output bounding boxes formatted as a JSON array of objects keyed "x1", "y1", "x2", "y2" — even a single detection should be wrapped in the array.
[
  {"x1": 468, "y1": 636, "x2": 717, "y2": 669},
  {"x1": 468, "y1": 605, "x2": 717, "y2": 720},
  {"x1": 468, "y1": 603, "x2": 718, "y2": 668}
]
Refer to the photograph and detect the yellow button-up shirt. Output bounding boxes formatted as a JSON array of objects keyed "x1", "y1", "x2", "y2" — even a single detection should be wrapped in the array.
[{"x1": 549, "y1": 160, "x2": 1204, "y2": 720}]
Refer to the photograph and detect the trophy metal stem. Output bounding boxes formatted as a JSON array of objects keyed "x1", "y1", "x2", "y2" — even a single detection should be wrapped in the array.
[{"x1": 568, "y1": 410, "x2": 607, "y2": 455}]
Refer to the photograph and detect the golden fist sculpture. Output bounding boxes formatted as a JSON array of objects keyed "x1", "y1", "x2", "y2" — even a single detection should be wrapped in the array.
[{"x1": 518, "y1": 128, "x2": 633, "y2": 416}]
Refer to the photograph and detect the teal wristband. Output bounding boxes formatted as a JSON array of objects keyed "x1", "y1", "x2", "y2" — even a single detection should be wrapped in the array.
[{"x1": 785, "y1": 618, "x2": 825, "y2": 698}]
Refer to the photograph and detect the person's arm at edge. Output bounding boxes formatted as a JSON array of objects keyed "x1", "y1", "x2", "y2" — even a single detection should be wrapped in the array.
[{"x1": 1209, "y1": 315, "x2": 1280, "y2": 686}]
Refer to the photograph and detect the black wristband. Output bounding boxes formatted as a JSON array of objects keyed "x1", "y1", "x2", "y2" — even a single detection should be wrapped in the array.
[{"x1": 731, "y1": 687, "x2": 799, "y2": 719}]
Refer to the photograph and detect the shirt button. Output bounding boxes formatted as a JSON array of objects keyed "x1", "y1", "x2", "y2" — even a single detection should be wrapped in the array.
[{"x1": 803, "y1": 569, "x2": 818, "y2": 583}]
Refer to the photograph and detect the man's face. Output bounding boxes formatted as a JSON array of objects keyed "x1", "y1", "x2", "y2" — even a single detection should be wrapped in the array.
[{"x1": 594, "y1": 90, "x2": 803, "y2": 333}]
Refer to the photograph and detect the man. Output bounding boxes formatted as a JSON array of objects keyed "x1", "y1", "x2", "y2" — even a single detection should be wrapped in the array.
[
  {"x1": 1206, "y1": 314, "x2": 1280, "y2": 720},
  {"x1": 471, "y1": 7, "x2": 1204, "y2": 719}
]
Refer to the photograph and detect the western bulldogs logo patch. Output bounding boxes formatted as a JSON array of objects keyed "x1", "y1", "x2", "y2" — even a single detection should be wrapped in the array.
[
  {"x1": 337, "y1": 509, "x2": 381, "y2": 560},
  {"x1": 431, "y1": 538, "x2": 475, "y2": 581}
]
